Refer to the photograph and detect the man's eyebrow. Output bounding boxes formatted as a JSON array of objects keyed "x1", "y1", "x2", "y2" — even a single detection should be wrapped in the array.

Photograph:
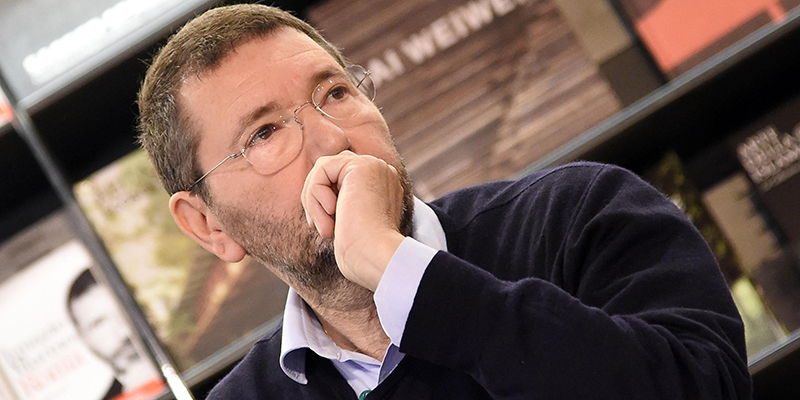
[
  {"x1": 233, "y1": 101, "x2": 280, "y2": 147},
  {"x1": 311, "y1": 67, "x2": 344, "y2": 87}
]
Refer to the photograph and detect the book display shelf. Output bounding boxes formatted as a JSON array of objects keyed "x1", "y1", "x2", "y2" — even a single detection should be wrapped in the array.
[{"x1": 1, "y1": 0, "x2": 800, "y2": 398}]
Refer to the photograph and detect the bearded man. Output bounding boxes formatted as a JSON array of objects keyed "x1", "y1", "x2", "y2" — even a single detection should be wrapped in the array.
[{"x1": 137, "y1": 4, "x2": 751, "y2": 399}]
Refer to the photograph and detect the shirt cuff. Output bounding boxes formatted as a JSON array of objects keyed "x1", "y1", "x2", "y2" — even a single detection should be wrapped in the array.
[{"x1": 374, "y1": 236, "x2": 438, "y2": 346}]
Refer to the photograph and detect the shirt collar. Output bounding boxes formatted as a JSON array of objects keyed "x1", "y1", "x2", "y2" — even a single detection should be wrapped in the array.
[{"x1": 279, "y1": 197, "x2": 446, "y2": 383}]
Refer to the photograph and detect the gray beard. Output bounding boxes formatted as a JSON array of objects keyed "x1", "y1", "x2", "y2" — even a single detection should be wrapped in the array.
[
  {"x1": 211, "y1": 170, "x2": 415, "y2": 311},
  {"x1": 215, "y1": 204, "x2": 372, "y2": 310}
]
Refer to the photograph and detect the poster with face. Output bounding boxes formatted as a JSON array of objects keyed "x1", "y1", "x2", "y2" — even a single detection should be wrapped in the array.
[{"x1": 0, "y1": 241, "x2": 165, "y2": 400}]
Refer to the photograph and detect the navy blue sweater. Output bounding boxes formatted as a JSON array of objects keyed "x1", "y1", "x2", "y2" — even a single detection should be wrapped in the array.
[{"x1": 207, "y1": 162, "x2": 751, "y2": 399}]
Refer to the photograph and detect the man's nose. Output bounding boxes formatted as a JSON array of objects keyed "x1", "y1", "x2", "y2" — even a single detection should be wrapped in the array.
[{"x1": 296, "y1": 105, "x2": 352, "y2": 161}]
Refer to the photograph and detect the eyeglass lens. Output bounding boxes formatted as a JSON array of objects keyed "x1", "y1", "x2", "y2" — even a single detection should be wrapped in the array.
[{"x1": 241, "y1": 66, "x2": 375, "y2": 175}]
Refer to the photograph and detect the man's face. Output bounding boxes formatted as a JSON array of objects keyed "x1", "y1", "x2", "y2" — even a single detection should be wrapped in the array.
[
  {"x1": 178, "y1": 28, "x2": 412, "y2": 304},
  {"x1": 71, "y1": 285, "x2": 139, "y2": 373}
]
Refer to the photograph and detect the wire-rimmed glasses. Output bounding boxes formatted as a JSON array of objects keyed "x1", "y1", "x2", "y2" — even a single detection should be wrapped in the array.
[{"x1": 184, "y1": 65, "x2": 375, "y2": 192}]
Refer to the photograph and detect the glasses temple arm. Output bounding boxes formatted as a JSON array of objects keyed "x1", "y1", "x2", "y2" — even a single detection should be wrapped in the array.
[{"x1": 184, "y1": 153, "x2": 242, "y2": 192}]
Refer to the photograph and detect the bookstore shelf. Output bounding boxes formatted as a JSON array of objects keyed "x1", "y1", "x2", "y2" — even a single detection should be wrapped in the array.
[{"x1": 2, "y1": 0, "x2": 800, "y2": 398}]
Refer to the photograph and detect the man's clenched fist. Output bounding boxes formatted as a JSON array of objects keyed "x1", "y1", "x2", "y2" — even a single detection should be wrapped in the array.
[{"x1": 301, "y1": 151, "x2": 406, "y2": 291}]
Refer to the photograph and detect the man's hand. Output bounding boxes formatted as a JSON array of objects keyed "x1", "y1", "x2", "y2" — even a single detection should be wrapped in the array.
[{"x1": 301, "y1": 151, "x2": 406, "y2": 291}]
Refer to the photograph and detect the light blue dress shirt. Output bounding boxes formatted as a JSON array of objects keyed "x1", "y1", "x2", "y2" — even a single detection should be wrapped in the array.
[{"x1": 279, "y1": 197, "x2": 447, "y2": 396}]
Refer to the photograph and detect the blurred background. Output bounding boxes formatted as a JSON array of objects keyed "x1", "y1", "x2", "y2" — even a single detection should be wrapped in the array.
[{"x1": 1, "y1": 0, "x2": 800, "y2": 398}]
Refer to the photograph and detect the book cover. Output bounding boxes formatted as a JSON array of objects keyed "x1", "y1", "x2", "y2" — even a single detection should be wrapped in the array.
[
  {"x1": 701, "y1": 173, "x2": 782, "y2": 276},
  {"x1": 615, "y1": 0, "x2": 800, "y2": 78},
  {"x1": 701, "y1": 173, "x2": 788, "y2": 354},
  {"x1": 0, "y1": 240, "x2": 164, "y2": 400},
  {"x1": 74, "y1": 150, "x2": 288, "y2": 371},
  {"x1": 731, "y1": 94, "x2": 800, "y2": 252},
  {"x1": 308, "y1": 0, "x2": 622, "y2": 199},
  {"x1": 723, "y1": 95, "x2": 800, "y2": 335}
]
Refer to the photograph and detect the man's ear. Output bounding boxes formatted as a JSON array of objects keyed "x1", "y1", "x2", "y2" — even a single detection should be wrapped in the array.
[{"x1": 169, "y1": 191, "x2": 246, "y2": 263}]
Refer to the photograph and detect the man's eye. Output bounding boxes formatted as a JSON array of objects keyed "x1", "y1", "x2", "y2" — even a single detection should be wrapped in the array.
[
  {"x1": 247, "y1": 124, "x2": 278, "y2": 148},
  {"x1": 326, "y1": 85, "x2": 349, "y2": 101}
]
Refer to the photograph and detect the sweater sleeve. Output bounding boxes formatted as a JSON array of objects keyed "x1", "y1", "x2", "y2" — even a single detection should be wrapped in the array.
[{"x1": 400, "y1": 164, "x2": 751, "y2": 399}]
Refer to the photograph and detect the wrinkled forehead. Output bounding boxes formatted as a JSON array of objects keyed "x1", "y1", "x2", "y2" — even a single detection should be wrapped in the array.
[{"x1": 178, "y1": 27, "x2": 347, "y2": 126}]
